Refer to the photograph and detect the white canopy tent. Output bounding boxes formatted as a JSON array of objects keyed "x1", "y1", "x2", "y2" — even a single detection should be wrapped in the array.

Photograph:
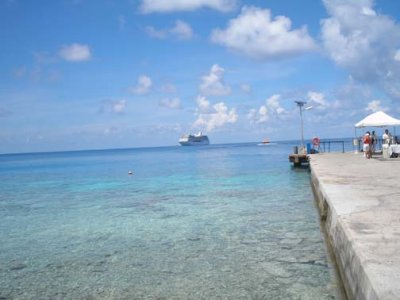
[
  {"x1": 354, "y1": 111, "x2": 400, "y2": 152},
  {"x1": 355, "y1": 111, "x2": 400, "y2": 128}
]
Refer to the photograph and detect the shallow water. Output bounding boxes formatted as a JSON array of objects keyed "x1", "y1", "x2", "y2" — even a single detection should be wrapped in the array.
[{"x1": 0, "y1": 143, "x2": 342, "y2": 299}]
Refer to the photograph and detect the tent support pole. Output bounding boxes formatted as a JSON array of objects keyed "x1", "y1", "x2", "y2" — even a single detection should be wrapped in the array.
[{"x1": 354, "y1": 127, "x2": 359, "y2": 153}]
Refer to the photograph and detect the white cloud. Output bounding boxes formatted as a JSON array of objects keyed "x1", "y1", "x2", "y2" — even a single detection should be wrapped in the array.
[
  {"x1": 159, "y1": 97, "x2": 182, "y2": 109},
  {"x1": 395, "y1": 50, "x2": 400, "y2": 62},
  {"x1": 365, "y1": 100, "x2": 388, "y2": 112},
  {"x1": 193, "y1": 96, "x2": 238, "y2": 131},
  {"x1": 247, "y1": 105, "x2": 269, "y2": 124},
  {"x1": 259, "y1": 106, "x2": 270, "y2": 123},
  {"x1": 130, "y1": 75, "x2": 152, "y2": 94},
  {"x1": 266, "y1": 94, "x2": 286, "y2": 115},
  {"x1": 246, "y1": 109, "x2": 257, "y2": 122},
  {"x1": 361, "y1": 6, "x2": 376, "y2": 17},
  {"x1": 146, "y1": 20, "x2": 193, "y2": 40},
  {"x1": 321, "y1": 0, "x2": 400, "y2": 99},
  {"x1": 196, "y1": 96, "x2": 211, "y2": 113},
  {"x1": 199, "y1": 64, "x2": 231, "y2": 96},
  {"x1": 307, "y1": 91, "x2": 330, "y2": 110},
  {"x1": 211, "y1": 6, "x2": 316, "y2": 59},
  {"x1": 99, "y1": 99, "x2": 127, "y2": 114},
  {"x1": 330, "y1": 78, "x2": 373, "y2": 114},
  {"x1": 140, "y1": 0, "x2": 236, "y2": 13},
  {"x1": 113, "y1": 100, "x2": 127, "y2": 113},
  {"x1": 170, "y1": 20, "x2": 193, "y2": 40},
  {"x1": 145, "y1": 26, "x2": 167, "y2": 39},
  {"x1": 247, "y1": 94, "x2": 287, "y2": 124},
  {"x1": 58, "y1": 43, "x2": 91, "y2": 62}
]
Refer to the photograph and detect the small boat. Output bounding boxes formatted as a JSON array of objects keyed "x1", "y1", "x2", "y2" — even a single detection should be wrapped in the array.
[
  {"x1": 261, "y1": 139, "x2": 270, "y2": 144},
  {"x1": 258, "y1": 139, "x2": 275, "y2": 146},
  {"x1": 179, "y1": 132, "x2": 210, "y2": 146}
]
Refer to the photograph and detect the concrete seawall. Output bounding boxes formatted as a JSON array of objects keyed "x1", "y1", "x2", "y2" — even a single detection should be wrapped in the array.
[{"x1": 310, "y1": 153, "x2": 400, "y2": 300}]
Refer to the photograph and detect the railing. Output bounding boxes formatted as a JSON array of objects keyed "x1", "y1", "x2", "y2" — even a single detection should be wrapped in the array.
[{"x1": 318, "y1": 140, "x2": 345, "y2": 153}]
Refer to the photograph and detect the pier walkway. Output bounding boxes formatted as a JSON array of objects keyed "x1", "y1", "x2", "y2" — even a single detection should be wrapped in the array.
[{"x1": 310, "y1": 153, "x2": 400, "y2": 300}]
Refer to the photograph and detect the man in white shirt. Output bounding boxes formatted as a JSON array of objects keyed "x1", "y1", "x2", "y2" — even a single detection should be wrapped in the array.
[
  {"x1": 382, "y1": 129, "x2": 391, "y2": 145},
  {"x1": 382, "y1": 129, "x2": 391, "y2": 158}
]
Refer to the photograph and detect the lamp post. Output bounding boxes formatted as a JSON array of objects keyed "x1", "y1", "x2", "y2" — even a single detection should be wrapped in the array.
[{"x1": 295, "y1": 101, "x2": 307, "y2": 150}]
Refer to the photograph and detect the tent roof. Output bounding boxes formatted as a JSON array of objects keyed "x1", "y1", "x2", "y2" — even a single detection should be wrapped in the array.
[{"x1": 355, "y1": 111, "x2": 400, "y2": 128}]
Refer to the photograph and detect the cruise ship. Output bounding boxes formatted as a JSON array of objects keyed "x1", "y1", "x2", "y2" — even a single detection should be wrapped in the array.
[{"x1": 179, "y1": 132, "x2": 210, "y2": 146}]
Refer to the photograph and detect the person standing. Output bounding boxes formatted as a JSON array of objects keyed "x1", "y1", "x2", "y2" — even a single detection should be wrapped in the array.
[
  {"x1": 382, "y1": 129, "x2": 391, "y2": 158},
  {"x1": 363, "y1": 131, "x2": 371, "y2": 159},
  {"x1": 371, "y1": 130, "x2": 377, "y2": 153},
  {"x1": 382, "y1": 129, "x2": 391, "y2": 145}
]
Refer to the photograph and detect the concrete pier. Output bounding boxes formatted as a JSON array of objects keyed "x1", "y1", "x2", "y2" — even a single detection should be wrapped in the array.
[{"x1": 310, "y1": 153, "x2": 400, "y2": 300}]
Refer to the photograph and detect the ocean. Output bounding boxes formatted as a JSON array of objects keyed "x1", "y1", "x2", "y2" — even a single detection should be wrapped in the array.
[{"x1": 0, "y1": 142, "x2": 345, "y2": 299}]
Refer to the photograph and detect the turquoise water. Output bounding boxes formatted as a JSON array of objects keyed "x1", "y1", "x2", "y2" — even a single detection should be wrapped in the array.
[{"x1": 0, "y1": 143, "x2": 342, "y2": 299}]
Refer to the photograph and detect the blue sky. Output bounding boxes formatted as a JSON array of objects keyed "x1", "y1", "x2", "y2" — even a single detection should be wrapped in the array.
[{"x1": 1, "y1": 0, "x2": 400, "y2": 153}]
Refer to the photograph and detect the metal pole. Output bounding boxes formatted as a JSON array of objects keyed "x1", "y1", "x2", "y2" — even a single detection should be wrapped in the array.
[
  {"x1": 299, "y1": 104, "x2": 304, "y2": 148},
  {"x1": 295, "y1": 101, "x2": 307, "y2": 151}
]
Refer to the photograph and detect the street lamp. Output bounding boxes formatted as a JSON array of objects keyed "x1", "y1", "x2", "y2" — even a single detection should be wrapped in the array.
[{"x1": 295, "y1": 101, "x2": 307, "y2": 150}]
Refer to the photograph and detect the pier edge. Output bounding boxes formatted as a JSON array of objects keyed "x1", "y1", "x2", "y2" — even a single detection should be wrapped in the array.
[{"x1": 310, "y1": 162, "x2": 379, "y2": 300}]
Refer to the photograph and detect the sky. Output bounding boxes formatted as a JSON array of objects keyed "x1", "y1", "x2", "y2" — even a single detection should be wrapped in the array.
[{"x1": 1, "y1": 0, "x2": 400, "y2": 153}]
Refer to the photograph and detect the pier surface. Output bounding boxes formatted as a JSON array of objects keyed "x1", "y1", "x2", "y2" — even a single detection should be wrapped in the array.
[{"x1": 310, "y1": 153, "x2": 400, "y2": 300}]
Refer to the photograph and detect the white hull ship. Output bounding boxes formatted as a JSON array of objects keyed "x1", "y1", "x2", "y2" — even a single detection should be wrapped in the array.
[{"x1": 179, "y1": 132, "x2": 210, "y2": 146}]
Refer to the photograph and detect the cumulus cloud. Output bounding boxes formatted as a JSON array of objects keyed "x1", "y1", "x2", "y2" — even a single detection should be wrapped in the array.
[
  {"x1": 170, "y1": 20, "x2": 193, "y2": 40},
  {"x1": 113, "y1": 100, "x2": 127, "y2": 113},
  {"x1": 321, "y1": 0, "x2": 400, "y2": 100},
  {"x1": 307, "y1": 91, "x2": 330, "y2": 110},
  {"x1": 329, "y1": 79, "x2": 375, "y2": 115},
  {"x1": 395, "y1": 50, "x2": 400, "y2": 62},
  {"x1": 146, "y1": 20, "x2": 193, "y2": 40},
  {"x1": 246, "y1": 109, "x2": 257, "y2": 122},
  {"x1": 247, "y1": 94, "x2": 287, "y2": 124},
  {"x1": 193, "y1": 96, "x2": 238, "y2": 131},
  {"x1": 159, "y1": 97, "x2": 182, "y2": 109},
  {"x1": 211, "y1": 6, "x2": 316, "y2": 60},
  {"x1": 365, "y1": 100, "x2": 388, "y2": 112},
  {"x1": 145, "y1": 27, "x2": 167, "y2": 39},
  {"x1": 140, "y1": 0, "x2": 236, "y2": 13},
  {"x1": 99, "y1": 99, "x2": 127, "y2": 114},
  {"x1": 130, "y1": 75, "x2": 152, "y2": 94},
  {"x1": 196, "y1": 96, "x2": 211, "y2": 113},
  {"x1": 266, "y1": 94, "x2": 286, "y2": 115},
  {"x1": 199, "y1": 64, "x2": 231, "y2": 96},
  {"x1": 58, "y1": 43, "x2": 91, "y2": 62},
  {"x1": 247, "y1": 107, "x2": 269, "y2": 123}
]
